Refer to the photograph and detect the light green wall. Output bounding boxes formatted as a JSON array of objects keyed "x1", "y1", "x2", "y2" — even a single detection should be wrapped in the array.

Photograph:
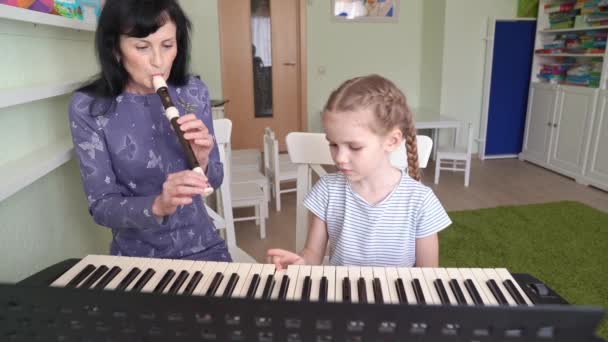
[
  {"x1": 0, "y1": 20, "x2": 110, "y2": 282},
  {"x1": 439, "y1": 0, "x2": 518, "y2": 149},
  {"x1": 419, "y1": 0, "x2": 446, "y2": 112}
]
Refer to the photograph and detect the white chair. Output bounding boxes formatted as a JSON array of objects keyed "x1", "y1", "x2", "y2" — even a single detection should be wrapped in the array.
[
  {"x1": 208, "y1": 119, "x2": 258, "y2": 261},
  {"x1": 286, "y1": 132, "x2": 433, "y2": 251},
  {"x1": 434, "y1": 122, "x2": 474, "y2": 187},
  {"x1": 231, "y1": 148, "x2": 262, "y2": 171},
  {"x1": 264, "y1": 128, "x2": 298, "y2": 212}
]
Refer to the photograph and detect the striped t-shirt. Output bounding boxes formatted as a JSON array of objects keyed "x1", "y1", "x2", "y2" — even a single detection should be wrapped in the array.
[{"x1": 304, "y1": 169, "x2": 451, "y2": 267}]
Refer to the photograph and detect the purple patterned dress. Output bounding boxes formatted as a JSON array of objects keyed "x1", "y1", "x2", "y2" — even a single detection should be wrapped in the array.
[{"x1": 69, "y1": 76, "x2": 231, "y2": 261}]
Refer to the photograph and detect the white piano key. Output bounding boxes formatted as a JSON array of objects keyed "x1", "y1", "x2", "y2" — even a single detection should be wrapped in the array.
[
  {"x1": 396, "y1": 267, "x2": 418, "y2": 305},
  {"x1": 270, "y1": 268, "x2": 286, "y2": 300},
  {"x1": 215, "y1": 263, "x2": 240, "y2": 297},
  {"x1": 334, "y1": 266, "x2": 349, "y2": 303},
  {"x1": 125, "y1": 257, "x2": 163, "y2": 292},
  {"x1": 470, "y1": 268, "x2": 499, "y2": 306},
  {"x1": 284, "y1": 265, "x2": 301, "y2": 301},
  {"x1": 420, "y1": 268, "x2": 443, "y2": 305},
  {"x1": 360, "y1": 266, "x2": 375, "y2": 304},
  {"x1": 162, "y1": 260, "x2": 195, "y2": 294},
  {"x1": 484, "y1": 268, "x2": 517, "y2": 306},
  {"x1": 347, "y1": 266, "x2": 361, "y2": 303},
  {"x1": 104, "y1": 256, "x2": 145, "y2": 291},
  {"x1": 293, "y1": 265, "x2": 311, "y2": 301},
  {"x1": 239, "y1": 263, "x2": 263, "y2": 298},
  {"x1": 410, "y1": 268, "x2": 435, "y2": 305},
  {"x1": 495, "y1": 268, "x2": 533, "y2": 306},
  {"x1": 255, "y1": 264, "x2": 276, "y2": 299},
  {"x1": 231, "y1": 263, "x2": 253, "y2": 298},
  {"x1": 458, "y1": 268, "x2": 491, "y2": 305},
  {"x1": 446, "y1": 268, "x2": 474, "y2": 305},
  {"x1": 384, "y1": 267, "x2": 401, "y2": 304},
  {"x1": 434, "y1": 268, "x2": 458, "y2": 305},
  {"x1": 141, "y1": 259, "x2": 179, "y2": 293},
  {"x1": 175, "y1": 260, "x2": 205, "y2": 295},
  {"x1": 204, "y1": 262, "x2": 229, "y2": 296},
  {"x1": 51, "y1": 255, "x2": 105, "y2": 287},
  {"x1": 192, "y1": 261, "x2": 222, "y2": 296},
  {"x1": 323, "y1": 266, "x2": 336, "y2": 302},
  {"x1": 309, "y1": 266, "x2": 324, "y2": 302},
  {"x1": 372, "y1": 267, "x2": 392, "y2": 304}
]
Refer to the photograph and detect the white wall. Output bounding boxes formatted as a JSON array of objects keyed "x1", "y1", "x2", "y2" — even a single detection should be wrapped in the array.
[{"x1": 439, "y1": 0, "x2": 518, "y2": 150}]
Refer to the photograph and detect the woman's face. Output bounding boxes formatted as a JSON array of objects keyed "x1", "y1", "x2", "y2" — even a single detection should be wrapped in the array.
[{"x1": 118, "y1": 20, "x2": 178, "y2": 94}]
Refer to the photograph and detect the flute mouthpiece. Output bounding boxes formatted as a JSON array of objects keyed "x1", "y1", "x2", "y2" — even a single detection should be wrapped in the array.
[{"x1": 152, "y1": 75, "x2": 167, "y2": 91}]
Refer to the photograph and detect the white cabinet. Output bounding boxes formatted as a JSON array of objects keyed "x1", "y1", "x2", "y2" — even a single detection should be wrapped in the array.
[
  {"x1": 585, "y1": 90, "x2": 608, "y2": 191},
  {"x1": 520, "y1": 84, "x2": 598, "y2": 184},
  {"x1": 548, "y1": 86, "x2": 597, "y2": 178},
  {"x1": 521, "y1": 83, "x2": 558, "y2": 164}
]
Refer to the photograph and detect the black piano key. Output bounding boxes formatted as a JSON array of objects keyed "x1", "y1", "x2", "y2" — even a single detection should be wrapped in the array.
[
  {"x1": 132, "y1": 268, "x2": 156, "y2": 292},
  {"x1": 319, "y1": 276, "x2": 328, "y2": 303},
  {"x1": 503, "y1": 279, "x2": 527, "y2": 305},
  {"x1": 223, "y1": 273, "x2": 240, "y2": 298},
  {"x1": 182, "y1": 271, "x2": 203, "y2": 295},
  {"x1": 395, "y1": 279, "x2": 408, "y2": 304},
  {"x1": 487, "y1": 279, "x2": 508, "y2": 305},
  {"x1": 153, "y1": 270, "x2": 176, "y2": 293},
  {"x1": 93, "y1": 266, "x2": 122, "y2": 290},
  {"x1": 372, "y1": 278, "x2": 384, "y2": 304},
  {"x1": 448, "y1": 279, "x2": 467, "y2": 305},
  {"x1": 168, "y1": 271, "x2": 189, "y2": 294},
  {"x1": 357, "y1": 277, "x2": 367, "y2": 304},
  {"x1": 66, "y1": 264, "x2": 96, "y2": 288},
  {"x1": 412, "y1": 279, "x2": 426, "y2": 304},
  {"x1": 261, "y1": 274, "x2": 275, "y2": 300},
  {"x1": 116, "y1": 268, "x2": 141, "y2": 291},
  {"x1": 278, "y1": 275, "x2": 290, "y2": 300},
  {"x1": 342, "y1": 277, "x2": 351, "y2": 303},
  {"x1": 433, "y1": 279, "x2": 450, "y2": 304},
  {"x1": 80, "y1": 265, "x2": 110, "y2": 289},
  {"x1": 301, "y1": 276, "x2": 312, "y2": 302},
  {"x1": 464, "y1": 279, "x2": 484, "y2": 305},
  {"x1": 246, "y1": 274, "x2": 261, "y2": 299},
  {"x1": 206, "y1": 272, "x2": 224, "y2": 296}
]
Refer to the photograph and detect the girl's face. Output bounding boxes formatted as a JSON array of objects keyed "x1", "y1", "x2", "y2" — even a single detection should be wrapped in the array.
[
  {"x1": 323, "y1": 109, "x2": 402, "y2": 182},
  {"x1": 118, "y1": 20, "x2": 178, "y2": 94}
]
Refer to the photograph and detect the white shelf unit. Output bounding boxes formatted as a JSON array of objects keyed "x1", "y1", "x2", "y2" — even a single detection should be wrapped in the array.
[
  {"x1": 0, "y1": 138, "x2": 74, "y2": 202},
  {"x1": 0, "y1": 79, "x2": 88, "y2": 109},
  {"x1": 520, "y1": 0, "x2": 608, "y2": 192},
  {"x1": 0, "y1": 4, "x2": 96, "y2": 31}
]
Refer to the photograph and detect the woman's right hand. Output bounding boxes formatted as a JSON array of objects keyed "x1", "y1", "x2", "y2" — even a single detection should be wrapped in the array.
[
  {"x1": 152, "y1": 170, "x2": 209, "y2": 217},
  {"x1": 267, "y1": 248, "x2": 305, "y2": 270}
]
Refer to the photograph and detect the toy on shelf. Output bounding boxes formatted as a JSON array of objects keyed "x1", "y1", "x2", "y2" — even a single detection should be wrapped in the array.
[{"x1": 0, "y1": 0, "x2": 54, "y2": 13}]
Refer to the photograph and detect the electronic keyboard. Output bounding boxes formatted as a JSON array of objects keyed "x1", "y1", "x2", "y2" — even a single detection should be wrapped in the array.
[{"x1": 1, "y1": 254, "x2": 604, "y2": 342}]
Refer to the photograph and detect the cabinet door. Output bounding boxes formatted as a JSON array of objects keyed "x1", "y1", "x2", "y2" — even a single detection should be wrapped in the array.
[
  {"x1": 521, "y1": 83, "x2": 557, "y2": 163},
  {"x1": 585, "y1": 90, "x2": 608, "y2": 190},
  {"x1": 549, "y1": 86, "x2": 597, "y2": 176}
]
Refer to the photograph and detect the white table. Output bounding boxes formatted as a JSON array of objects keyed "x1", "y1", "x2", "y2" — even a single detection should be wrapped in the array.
[{"x1": 416, "y1": 116, "x2": 462, "y2": 159}]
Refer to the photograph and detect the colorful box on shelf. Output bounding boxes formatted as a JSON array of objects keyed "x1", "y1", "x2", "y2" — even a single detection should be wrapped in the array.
[
  {"x1": 53, "y1": 0, "x2": 103, "y2": 22},
  {"x1": 0, "y1": 0, "x2": 53, "y2": 13}
]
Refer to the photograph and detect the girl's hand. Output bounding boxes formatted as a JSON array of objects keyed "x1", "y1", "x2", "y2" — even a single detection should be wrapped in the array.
[
  {"x1": 177, "y1": 114, "x2": 214, "y2": 168},
  {"x1": 267, "y1": 249, "x2": 305, "y2": 270},
  {"x1": 152, "y1": 170, "x2": 209, "y2": 217}
]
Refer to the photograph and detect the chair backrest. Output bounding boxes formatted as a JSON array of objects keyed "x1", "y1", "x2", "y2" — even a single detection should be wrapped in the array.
[
  {"x1": 464, "y1": 122, "x2": 474, "y2": 156},
  {"x1": 285, "y1": 132, "x2": 432, "y2": 251},
  {"x1": 210, "y1": 118, "x2": 236, "y2": 248}
]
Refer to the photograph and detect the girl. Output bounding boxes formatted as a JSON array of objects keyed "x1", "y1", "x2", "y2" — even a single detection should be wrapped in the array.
[
  {"x1": 268, "y1": 74, "x2": 451, "y2": 268},
  {"x1": 69, "y1": 0, "x2": 230, "y2": 261}
]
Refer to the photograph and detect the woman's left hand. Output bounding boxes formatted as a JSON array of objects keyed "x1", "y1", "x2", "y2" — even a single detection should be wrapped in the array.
[{"x1": 177, "y1": 114, "x2": 214, "y2": 169}]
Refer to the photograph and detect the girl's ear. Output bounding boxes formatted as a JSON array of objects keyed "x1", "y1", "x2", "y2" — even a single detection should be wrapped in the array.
[{"x1": 384, "y1": 128, "x2": 403, "y2": 152}]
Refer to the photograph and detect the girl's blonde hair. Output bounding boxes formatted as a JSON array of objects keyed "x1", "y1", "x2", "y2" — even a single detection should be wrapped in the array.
[{"x1": 323, "y1": 74, "x2": 420, "y2": 181}]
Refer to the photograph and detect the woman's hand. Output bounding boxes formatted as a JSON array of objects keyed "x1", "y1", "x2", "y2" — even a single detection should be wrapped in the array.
[
  {"x1": 177, "y1": 114, "x2": 214, "y2": 169},
  {"x1": 152, "y1": 170, "x2": 208, "y2": 217},
  {"x1": 267, "y1": 249, "x2": 306, "y2": 270}
]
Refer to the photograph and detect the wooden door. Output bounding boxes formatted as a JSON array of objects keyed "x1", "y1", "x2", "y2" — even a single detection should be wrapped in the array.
[{"x1": 218, "y1": 0, "x2": 306, "y2": 151}]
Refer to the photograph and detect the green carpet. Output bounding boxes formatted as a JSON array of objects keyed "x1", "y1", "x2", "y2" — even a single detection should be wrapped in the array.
[{"x1": 440, "y1": 201, "x2": 608, "y2": 339}]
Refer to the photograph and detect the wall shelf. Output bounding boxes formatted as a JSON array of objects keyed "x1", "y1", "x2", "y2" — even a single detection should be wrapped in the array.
[
  {"x1": 535, "y1": 53, "x2": 605, "y2": 57},
  {"x1": 0, "y1": 79, "x2": 88, "y2": 109},
  {"x1": 541, "y1": 25, "x2": 608, "y2": 34},
  {"x1": 0, "y1": 4, "x2": 96, "y2": 31},
  {"x1": 0, "y1": 138, "x2": 74, "y2": 202}
]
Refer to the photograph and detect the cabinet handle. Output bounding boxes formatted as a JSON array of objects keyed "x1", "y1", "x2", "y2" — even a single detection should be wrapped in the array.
[
  {"x1": 547, "y1": 122, "x2": 553, "y2": 126},
  {"x1": 553, "y1": 123, "x2": 558, "y2": 128}
]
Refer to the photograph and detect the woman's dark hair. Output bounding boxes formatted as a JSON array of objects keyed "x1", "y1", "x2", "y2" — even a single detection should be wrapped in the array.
[{"x1": 80, "y1": 0, "x2": 191, "y2": 97}]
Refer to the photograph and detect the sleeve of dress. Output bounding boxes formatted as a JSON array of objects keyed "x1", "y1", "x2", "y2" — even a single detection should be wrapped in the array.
[
  {"x1": 193, "y1": 78, "x2": 224, "y2": 190},
  {"x1": 415, "y1": 189, "x2": 452, "y2": 238},
  {"x1": 69, "y1": 92, "x2": 169, "y2": 230},
  {"x1": 303, "y1": 176, "x2": 330, "y2": 222}
]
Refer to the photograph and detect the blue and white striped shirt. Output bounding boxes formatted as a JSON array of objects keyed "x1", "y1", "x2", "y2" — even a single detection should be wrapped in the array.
[{"x1": 304, "y1": 169, "x2": 451, "y2": 267}]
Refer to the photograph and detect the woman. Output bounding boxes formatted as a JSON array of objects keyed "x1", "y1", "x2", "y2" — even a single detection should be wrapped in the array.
[{"x1": 69, "y1": 0, "x2": 231, "y2": 261}]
